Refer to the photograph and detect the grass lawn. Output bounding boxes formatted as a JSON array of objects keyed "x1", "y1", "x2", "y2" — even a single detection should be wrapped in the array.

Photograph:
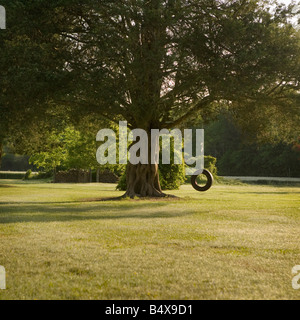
[{"x1": 0, "y1": 179, "x2": 299, "y2": 300}]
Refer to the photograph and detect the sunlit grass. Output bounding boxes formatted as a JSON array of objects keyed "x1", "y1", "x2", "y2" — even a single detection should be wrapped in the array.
[{"x1": 0, "y1": 179, "x2": 299, "y2": 299}]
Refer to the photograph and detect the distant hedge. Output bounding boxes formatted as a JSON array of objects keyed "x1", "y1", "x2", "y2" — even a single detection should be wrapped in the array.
[{"x1": 0, "y1": 172, "x2": 25, "y2": 179}]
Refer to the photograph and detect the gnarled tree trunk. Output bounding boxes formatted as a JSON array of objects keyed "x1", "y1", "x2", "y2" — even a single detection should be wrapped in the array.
[
  {"x1": 122, "y1": 128, "x2": 167, "y2": 198},
  {"x1": 123, "y1": 162, "x2": 165, "y2": 198}
]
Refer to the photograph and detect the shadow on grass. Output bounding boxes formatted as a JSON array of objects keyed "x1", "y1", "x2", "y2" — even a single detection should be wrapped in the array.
[
  {"x1": 237, "y1": 191, "x2": 300, "y2": 195},
  {"x1": 246, "y1": 181, "x2": 300, "y2": 187},
  {"x1": 0, "y1": 200, "x2": 202, "y2": 224}
]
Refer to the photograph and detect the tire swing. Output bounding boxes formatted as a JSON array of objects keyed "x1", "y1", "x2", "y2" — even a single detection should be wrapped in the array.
[{"x1": 191, "y1": 169, "x2": 213, "y2": 192}]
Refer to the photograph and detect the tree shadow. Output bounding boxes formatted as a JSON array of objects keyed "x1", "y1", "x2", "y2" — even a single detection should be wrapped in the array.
[
  {"x1": 0, "y1": 200, "x2": 202, "y2": 224},
  {"x1": 238, "y1": 191, "x2": 300, "y2": 195}
]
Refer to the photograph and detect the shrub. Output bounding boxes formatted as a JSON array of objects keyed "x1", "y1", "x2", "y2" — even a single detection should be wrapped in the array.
[
  {"x1": 33, "y1": 171, "x2": 53, "y2": 179},
  {"x1": 0, "y1": 172, "x2": 25, "y2": 179},
  {"x1": 23, "y1": 169, "x2": 32, "y2": 180},
  {"x1": 158, "y1": 163, "x2": 186, "y2": 190},
  {"x1": 184, "y1": 155, "x2": 218, "y2": 184},
  {"x1": 204, "y1": 155, "x2": 218, "y2": 178},
  {"x1": 116, "y1": 170, "x2": 127, "y2": 191}
]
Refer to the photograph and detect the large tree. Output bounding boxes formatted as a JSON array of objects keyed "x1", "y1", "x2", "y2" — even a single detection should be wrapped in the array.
[{"x1": 2, "y1": 0, "x2": 300, "y2": 197}]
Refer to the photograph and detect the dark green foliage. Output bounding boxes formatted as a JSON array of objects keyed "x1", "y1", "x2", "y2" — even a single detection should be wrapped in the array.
[
  {"x1": 158, "y1": 163, "x2": 186, "y2": 190},
  {"x1": 204, "y1": 156, "x2": 218, "y2": 178},
  {"x1": 0, "y1": 172, "x2": 25, "y2": 179},
  {"x1": 116, "y1": 172, "x2": 127, "y2": 191},
  {"x1": 0, "y1": 0, "x2": 71, "y2": 146},
  {"x1": 33, "y1": 171, "x2": 53, "y2": 180},
  {"x1": 184, "y1": 155, "x2": 219, "y2": 184},
  {"x1": 205, "y1": 115, "x2": 300, "y2": 177},
  {"x1": 0, "y1": 151, "x2": 35, "y2": 171},
  {"x1": 2, "y1": 0, "x2": 297, "y2": 139},
  {"x1": 218, "y1": 143, "x2": 300, "y2": 177}
]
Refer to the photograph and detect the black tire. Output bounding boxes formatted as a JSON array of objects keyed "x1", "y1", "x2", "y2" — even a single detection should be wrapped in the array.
[{"x1": 191, "y1": 169, "x2": 213, "y2": 192}]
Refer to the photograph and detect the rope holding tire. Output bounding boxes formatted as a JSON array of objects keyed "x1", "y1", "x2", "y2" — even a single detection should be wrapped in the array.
[{"x1": 191, "y1": 169, "x2": 213, "y2": 192}]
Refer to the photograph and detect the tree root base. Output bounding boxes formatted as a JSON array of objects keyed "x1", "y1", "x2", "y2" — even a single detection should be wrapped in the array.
[
  {"x1": 85, "y1": 193, "x2": 179, "y2": 202},
  {"x1": 120, "y1": 192, "x2": 178, "y2": 200}
]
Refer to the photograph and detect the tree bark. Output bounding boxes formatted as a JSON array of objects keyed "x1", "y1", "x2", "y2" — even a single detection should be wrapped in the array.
[
  {"x1": 122, "y1": 127, "x2": 168, "y2": 198},
  {"x1": 123, "y1": 162, "x2": 166, "y2": 198}
]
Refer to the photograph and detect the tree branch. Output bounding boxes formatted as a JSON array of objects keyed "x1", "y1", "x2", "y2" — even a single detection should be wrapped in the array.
[{"x1": 165, "y1": 95, "x2": 214, "y2": 127}]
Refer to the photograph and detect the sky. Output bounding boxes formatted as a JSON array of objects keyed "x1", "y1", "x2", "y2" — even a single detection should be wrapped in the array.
[
  {"x1": 275, "y1": 0, "x2": 299, "y2": 10},
  {"x1": 279, "y1": 0, "x2": 296, "y2": 4},
  {"x1": 274, "y1": 0, "x2": 300, "y2": 26},
  {"x1": 280, "y1": 0, "x2": 300, "y2": 12}
]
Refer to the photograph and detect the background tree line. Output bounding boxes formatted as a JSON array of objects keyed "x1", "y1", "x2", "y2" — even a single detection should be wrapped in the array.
[
  {"x1": 2, "y1": 111, "x2": 299, "y2": 178},
  {"x1": 204, "y1": 112, "x2": 300, "y2": 177}
]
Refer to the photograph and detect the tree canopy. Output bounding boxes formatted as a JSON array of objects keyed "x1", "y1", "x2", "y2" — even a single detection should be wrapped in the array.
[{"x1": 49, "y1": 0, "x2": 300, "y2": 133}]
